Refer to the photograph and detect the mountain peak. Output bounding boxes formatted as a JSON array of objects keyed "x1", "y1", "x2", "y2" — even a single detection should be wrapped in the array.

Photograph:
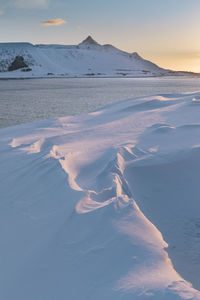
[{"x1": 80, "y1": 36, "x2": 99, "y2": 45}]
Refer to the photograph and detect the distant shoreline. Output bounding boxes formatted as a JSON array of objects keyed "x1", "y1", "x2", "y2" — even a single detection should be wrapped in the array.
[{"x1": 0, "y1": 74, "x2": 199, "y2": 80}]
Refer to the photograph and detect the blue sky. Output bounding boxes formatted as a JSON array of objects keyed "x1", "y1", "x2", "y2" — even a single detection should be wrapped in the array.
[{"x1": 1, "y1": 0, "x2": 200, "y2": 71}]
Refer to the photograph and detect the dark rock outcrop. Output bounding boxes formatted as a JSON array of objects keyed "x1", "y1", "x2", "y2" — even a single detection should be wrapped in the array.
[
  {"x1": 8, "y1": 56, "x2": 28, "y2": 71},
  {"x1": 80, "y1": 35, "x2": 99, "y2": 45},
  {"x1": 21, "y1": 68, "x2": 32, "y2": 72}
]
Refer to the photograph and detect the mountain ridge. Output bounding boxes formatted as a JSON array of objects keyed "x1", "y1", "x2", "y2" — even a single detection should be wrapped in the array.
[{"x1": 0, "y1": 36, "x2": 196, "y2": 78}]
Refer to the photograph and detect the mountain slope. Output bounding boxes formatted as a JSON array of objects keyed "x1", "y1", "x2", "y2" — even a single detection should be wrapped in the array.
[{"x1": 0, "y1": 36, "x2": 179, "y2": 78}]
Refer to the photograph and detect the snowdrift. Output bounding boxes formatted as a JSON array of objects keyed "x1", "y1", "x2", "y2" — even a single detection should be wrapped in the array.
[
  {"x1": 0, "y1": 36, "x2": 176, "y2": 78},
  {"x1": 1, "y1": 92, "x2": 200, "y2": 299}
]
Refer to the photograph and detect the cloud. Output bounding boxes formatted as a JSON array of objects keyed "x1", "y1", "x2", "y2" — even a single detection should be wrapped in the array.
[
  {"x1": 15, "y1": 0, "x2": 48, "y2": 8},
  {"x1": 42, "y1": 18, "x2": 66, "y2": 26},
  {"x1": 0, "y1": 10, "x2": 4, "y2": 15}
]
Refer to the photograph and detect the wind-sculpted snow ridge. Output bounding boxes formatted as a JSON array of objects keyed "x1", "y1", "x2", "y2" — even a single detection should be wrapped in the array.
[
  {"x1": 2, "y1": 92, "x2": 200, "y2": 299},
  {"x1": 0, "y1": 37, "x2": 187, "y2": 78}
]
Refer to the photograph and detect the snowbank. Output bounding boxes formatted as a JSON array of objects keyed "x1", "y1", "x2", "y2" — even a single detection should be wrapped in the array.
[{"x1": 1, "y1": 92, "x2": 200, "y2": 299}]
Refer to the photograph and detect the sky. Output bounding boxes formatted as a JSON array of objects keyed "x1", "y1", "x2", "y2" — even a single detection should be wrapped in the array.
[{"x1": 0, "y1": 0, "x2": 200, "y2": 72}]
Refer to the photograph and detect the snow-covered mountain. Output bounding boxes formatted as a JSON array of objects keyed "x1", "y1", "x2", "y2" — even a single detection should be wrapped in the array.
[{"x1": 0, "y1": 36, "x2": 184, "y2": 78}]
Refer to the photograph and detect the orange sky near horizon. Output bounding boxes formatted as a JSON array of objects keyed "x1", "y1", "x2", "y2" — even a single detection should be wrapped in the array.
[{"x1": 142, "y1": 53, "x2": 200, "y2": 73}]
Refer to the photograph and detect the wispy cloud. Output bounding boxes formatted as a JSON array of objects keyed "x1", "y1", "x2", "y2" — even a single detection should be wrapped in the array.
[
  {"x1": 0, "y1": 0, "x2": 48, "y2": 13},
  {"x1": 42, "y1": 18, "x2": 66, "y2": 26},
  {"x1": 15, "y1": 0, "x2": 48, "y2": 8}
]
